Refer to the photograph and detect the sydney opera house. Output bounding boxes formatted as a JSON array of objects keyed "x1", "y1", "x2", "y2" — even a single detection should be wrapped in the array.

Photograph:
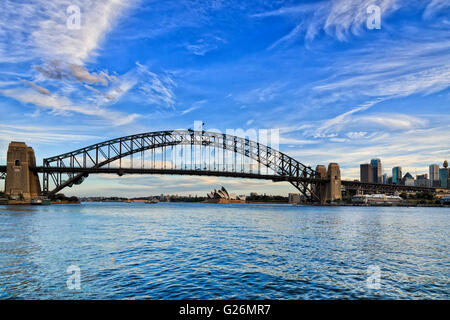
[{"x1": 205, "y1": 186, "x2": 246, "y2": 203}]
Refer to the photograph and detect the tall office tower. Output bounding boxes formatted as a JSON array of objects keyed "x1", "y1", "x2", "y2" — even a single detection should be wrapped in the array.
[
  {"x1": 371, "y1": 158, "x2": 382, "y2": 183},
  {"x1": 429, "y1": 164, "x2": 440, "y2": 187},
  {"x1": 439, "y1": 168, "x2": 449, "y2": 188},
  {"x1": 392, "y1": 166, "x2": 402, "y2": 185},
  {"x1": 439, "y1": 160, "x2": 449, "y2": 189},
  {"x1": 360, "y1": 164, "x2": 373, "y2": 183}
]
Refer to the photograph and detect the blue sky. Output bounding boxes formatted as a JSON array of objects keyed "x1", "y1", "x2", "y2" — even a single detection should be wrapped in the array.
[{"x1": 0, "y1": 0, "x2": 449, "y2": 197}]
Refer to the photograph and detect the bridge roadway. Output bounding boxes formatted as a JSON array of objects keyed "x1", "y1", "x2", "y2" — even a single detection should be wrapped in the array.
[
  {"x1": 1, "y1": 165, "x2": 323, "y2": 183},
  {"x1": 0, "y1": 165, "x2": 437, "y2": 193}
]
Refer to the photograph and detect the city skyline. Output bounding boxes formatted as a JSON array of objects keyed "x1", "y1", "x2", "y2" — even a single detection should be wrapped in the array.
[
  {"x1": 360, "y1": 157, "x2": 449, "y2": 189},
  {"x1": 0, "y1": 1, "x2": 449, "y2": 197}
]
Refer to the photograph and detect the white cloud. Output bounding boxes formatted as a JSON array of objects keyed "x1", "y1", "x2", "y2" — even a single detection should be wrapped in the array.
[
  {"x1": 246, "y1": 119, "x2": 254, "y2": 126},
  {"x1": 136, "y1": 63, "x2": 176, "y2": 107},
  {"x1": 313, "y1": 99, "x2": 384, "y2": 137},
  {"x1": 253, "y1": 0, "x2": 401, "y2": 45},
  {"x1": 31, "y1": 0, "x2": 135, "y2": 65},
  {"x1": 423, "y1": 0, "x2": 450, "y2": 19},
  {"x1": 0, "y1": 123, "x2": 100, "y2": 144},
  {"x1": 0, "y1": 0, "x2": 143, "y2": 126},
  {"x1": 0, "y1": 87, "x2": 138, "y2": 125},
  {"x1": 181, "y1": 106, "x2": 199, "y2": 115},
  {"x1": 0, "y1": 1, "x2": 135, "y2": 65},
  {"x1": 236, "y1": 82, "x2": 286, "y2": 104},
  {"x1": 185, "y1": 36, "x2": 226, "y2": 55},
  {"x1": 285, "y1": 119, "x2": 450, "y2": 180}
]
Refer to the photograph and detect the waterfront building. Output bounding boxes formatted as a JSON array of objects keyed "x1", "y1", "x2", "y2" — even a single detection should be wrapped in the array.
[
  {"x1": 288, "y1": 193, "x2": 301, "y2": 204},
  {"x1": 370, "y1": 158, "x2": 382, "y2": 183},
  {"x1": 439, "y1": 168, "x2": 449, "y2": 189},
  {"x1": 360, "y1": 164, "x2": 373, "y2": 183},
  {"x1": 403, "y1": 172, "x2": 415, "y2": 186},
  {"x1": 206, "y1": 186, "x2": 246, "y2": 203},
  {"x1": 415, "y1": 174, "x2": 430, "y2": 187},
  {"x1": 429, "y1": 164, "x2": 440, "y2": 187},
  {"x1": 392, "y1": 166, "x2": 402, "y2": 185}
]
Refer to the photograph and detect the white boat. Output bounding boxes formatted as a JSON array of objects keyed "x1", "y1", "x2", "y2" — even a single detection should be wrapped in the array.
[
  {"x1": 352, "y1": 194, "x2": 403, "y2": 205},
  {"x1": 31, "y1": 197, "x2": 51, "y2": 205}
]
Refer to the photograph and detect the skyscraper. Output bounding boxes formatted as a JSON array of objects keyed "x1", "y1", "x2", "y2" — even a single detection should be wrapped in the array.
[
  {"x1": 439, "y1": 168, "x2": 449, "y2": 188},
  {"x1": 392, "y1": 166, "x2": 402, "y2": 185},
  {"x1": 439, "y1": 160, "x2": 450, "y2": 189},
  {"x1": 429, "y1": 164, "x2": 440, "y2": 187},
  {"x1": 371, "y1": 158, "x2": 382, "y2": 183},
  {"x1": 360, "y1": 164, "x2": 373, "y2": 183}
]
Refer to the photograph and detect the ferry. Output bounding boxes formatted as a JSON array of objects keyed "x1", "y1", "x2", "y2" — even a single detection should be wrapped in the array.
[
  {"x1": 31, "y1": 197, "x2": 51, "y2": 205},
  {"x1": 352, "y1": 194, "x2": 403, "y2": 205}
]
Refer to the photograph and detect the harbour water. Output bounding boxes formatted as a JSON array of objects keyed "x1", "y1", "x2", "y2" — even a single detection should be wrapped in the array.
[{"x1": 0, "y1": 202, "x2": 448, "y2": 299}]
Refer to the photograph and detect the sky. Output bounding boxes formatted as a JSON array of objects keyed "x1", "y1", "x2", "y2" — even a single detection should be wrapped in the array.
[{"x1": 0, "y1": 0, "x2": 449, "y2": 197}]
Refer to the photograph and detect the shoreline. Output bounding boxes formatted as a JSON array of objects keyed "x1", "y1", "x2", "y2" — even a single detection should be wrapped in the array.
[
  {"x1": 0, "y1": 200, "x2": 80, "y2": 205},
  {"x1": 1, "y1": 200, "x2": 447, "y2": 207}
]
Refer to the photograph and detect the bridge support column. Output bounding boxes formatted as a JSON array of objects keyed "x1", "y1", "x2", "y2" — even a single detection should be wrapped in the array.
[
  {"x1": 326, "y1": 163, "x2": 342, "y2": 203},
  {"x1": 5, "y1": 142, "x2": 41, "y2": 201},
  {"x1": 316, "y1": 163, "x2": 342, "y2": 204},
  {"x1": 315, "y1": 165, "x2": 327, "y2": 204}
]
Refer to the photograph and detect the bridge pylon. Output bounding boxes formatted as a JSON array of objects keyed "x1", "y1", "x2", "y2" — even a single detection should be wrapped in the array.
[
  {"x1": 315, "y1": 163, "x2": 342, "y2": 204},
  {"x1": 4, "y1": 142, "x2": 41, "y2": 200}
]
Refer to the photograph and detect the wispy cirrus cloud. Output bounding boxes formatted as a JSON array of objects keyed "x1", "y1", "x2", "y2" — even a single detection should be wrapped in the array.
[
  {"x1": 0, "y1": 0, "x2": 155, "y2": 126},
  {"x1": 0, "y1": 0, "x2": 136, "y2": 65},
  {"x1": 0, "y1": 123, "x2": 100, "y2": 144},
  {"x1": 423, "y1": 0, "x2": 450, "y2": 19},
  {"x1": 284, "y1": 117, "x2": 450, "y2": 179},
  {"x1": 313, "y1": 39, "x2": 450, "y2": 100},
  {"x1": 0, "y1": 86, "x2": 139, "y2": 125},
  {"x1": 185, "y1": 36, "x2": 227, "y2": 56},
  {"x1": 181, "y1": 106, "x2": 200, "y2": 115},
  {"x1": 253, "y1": 0, "x2": 401, "y2": 46},
  {"x1": 32, "y1": 0, "x2": 135, "y2": 65},
  {"x1": 136, "y1": 63, "x2": 176, "y2": 107}
]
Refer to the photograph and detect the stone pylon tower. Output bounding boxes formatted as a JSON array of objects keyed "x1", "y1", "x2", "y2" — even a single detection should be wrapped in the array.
[
  {"x1": 326, "y1": 163, "x2": 342, "y2": 202},
  {"x1": 315, "y1": 165, "x2": 328, "y2": 203},
  {"x1": 5, "y1": 142, "x2": 41, "y2": 200},
  {"x1": 315, "y1": 163, "x2": 342, "y2": 204}
]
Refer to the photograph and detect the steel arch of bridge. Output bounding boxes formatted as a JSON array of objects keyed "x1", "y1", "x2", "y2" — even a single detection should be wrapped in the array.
[{"x1": 42, "y1": 130, "x2": 321, "y2": 201}]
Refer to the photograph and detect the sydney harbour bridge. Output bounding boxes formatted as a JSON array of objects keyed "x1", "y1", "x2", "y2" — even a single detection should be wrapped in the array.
[{"x1": 0, "y1": 129, "x2": 437, "y2": 204}]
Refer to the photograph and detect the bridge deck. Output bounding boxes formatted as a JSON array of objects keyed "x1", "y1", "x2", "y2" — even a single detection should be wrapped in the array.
[
  {"x1": 32, "y1": 166, "x2": 325, "y2": 183},
  {"x1": 0, "y1": 165, "x2": 437, "y2": 193}
]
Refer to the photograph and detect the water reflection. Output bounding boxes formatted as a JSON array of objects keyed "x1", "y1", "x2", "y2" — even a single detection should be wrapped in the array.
[{"x1": 0, "y1": 203, "x2": 448, "y2": 299}]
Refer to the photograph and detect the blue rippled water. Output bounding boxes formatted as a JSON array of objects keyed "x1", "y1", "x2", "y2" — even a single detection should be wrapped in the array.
[{"x1": 0, "y1": 202, "x2": 448, "y2": 299}]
